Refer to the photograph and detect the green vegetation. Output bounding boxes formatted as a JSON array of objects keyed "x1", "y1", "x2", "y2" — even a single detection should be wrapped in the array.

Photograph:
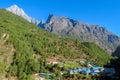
[
  {"x1": 81, "y1": 42, "x2": 111, "y2": 65},
  {"x1": 0, "y1": 9, "x2": 112, "y2": 80}
]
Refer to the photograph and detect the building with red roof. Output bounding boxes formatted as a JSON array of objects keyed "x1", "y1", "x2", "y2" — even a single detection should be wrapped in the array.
[{"x1": 47, "y1": 59, "x2": 58, "y2": 64}]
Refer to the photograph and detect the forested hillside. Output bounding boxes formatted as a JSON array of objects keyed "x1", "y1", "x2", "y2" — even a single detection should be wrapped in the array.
[{"x1": 0, "y1": 9, "x2": 111, "y2": 80}]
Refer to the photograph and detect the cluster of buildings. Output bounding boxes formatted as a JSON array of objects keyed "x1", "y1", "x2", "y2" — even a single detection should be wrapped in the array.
[
  {"x1": 67, "y1": 60, "x2": 116, "y2": 78},
  {"x1": 68, "y1": 66, "x2": 115, "y2": 76},
  {"x1": 37, "y1": 59, "x2": 116, "y2": 79}
]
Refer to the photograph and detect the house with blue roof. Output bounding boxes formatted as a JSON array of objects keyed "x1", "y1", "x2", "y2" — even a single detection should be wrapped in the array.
[
  {"x1": 90, "y1": 72, "x2": 98, "y2": 75},
  {"x1": 92, "y1": 66, "x2": 102, "y2": 70},
  {"x1": 81, "y1": 68, "x2": 91, "y2": 75},
  {"x1": 89, "y1": 66, "x2": 102, "y2": 75},
  {"x1": 39, "y1": 73, "x2": 53, "y2": 79},
  {"x1": 73, "y1": 68, "x2": 81, "y2": 73},
  {"x1": 68, "y1": 69, "x2": 73, "y2": 74}
]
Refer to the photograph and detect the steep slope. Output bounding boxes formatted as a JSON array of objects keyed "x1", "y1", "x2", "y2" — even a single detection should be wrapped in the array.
[
  {"x1": 38, "y1": 14, "x2": 120, "y2": 54},
  {"x1": 0, "y1": 9, "x2": 111, "y2": 79},
  {"x1": 112, "y1": 45, "x2": 120, "y2": 57},
  {"x1": 6, "y1": 5, "x2": 39, "y2": 25},
  {"x1": 0, "y1": 33, "x2": 15, "y2": 79}
]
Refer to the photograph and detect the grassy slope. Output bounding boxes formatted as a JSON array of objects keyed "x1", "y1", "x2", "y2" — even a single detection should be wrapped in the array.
[{"x1": 0, "y1": 9, "x2": 111, "y2": 79}]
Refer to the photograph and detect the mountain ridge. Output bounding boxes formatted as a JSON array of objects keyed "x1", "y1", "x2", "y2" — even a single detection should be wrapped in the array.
[{"x1": 38, "y1": 14, "x2": 120, "y2": 54}]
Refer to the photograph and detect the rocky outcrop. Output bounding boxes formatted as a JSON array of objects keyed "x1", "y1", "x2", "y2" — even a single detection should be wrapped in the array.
[{"x1": 38, "y1": 14, "x2": 120, "y2": 54}]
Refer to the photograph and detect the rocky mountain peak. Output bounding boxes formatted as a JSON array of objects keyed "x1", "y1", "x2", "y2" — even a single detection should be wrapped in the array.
[
  {"x1": 38, "y1": 14, "x2": 120, "y2": 54},
  {"x1": 46, "y1": 14, "x2": 57, "y2": 23},
  {"x1": 6, "y1": 4, "x2": 27, "y2": 19},
  {"x1": 6, "y1": 5, "x2": 39, "y2": 25},
  {"x1": 8, "y1": 4, "x2": 19, "y2": 10}
]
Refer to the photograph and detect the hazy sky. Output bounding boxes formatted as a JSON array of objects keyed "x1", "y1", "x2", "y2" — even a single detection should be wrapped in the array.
[{"x1": 0, "y1": 0, "x2": 120, "y2": 36}]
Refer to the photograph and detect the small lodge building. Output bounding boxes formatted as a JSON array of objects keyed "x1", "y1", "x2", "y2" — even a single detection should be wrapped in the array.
[{"x1": 47, "y1": 59, "x2": 58, "y2": 64}]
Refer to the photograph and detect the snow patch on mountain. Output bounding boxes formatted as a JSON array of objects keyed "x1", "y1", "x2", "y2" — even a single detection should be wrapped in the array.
[{"x1": 6, "y1": 4, "x2": 39, "y2": 25}]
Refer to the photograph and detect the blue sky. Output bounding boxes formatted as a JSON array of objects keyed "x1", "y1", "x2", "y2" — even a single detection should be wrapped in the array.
[{"x1": 0, "y1": 0, "x2": 120, "y2": 36}]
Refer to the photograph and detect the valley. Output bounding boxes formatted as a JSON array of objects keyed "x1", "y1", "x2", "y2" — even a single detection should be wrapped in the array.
[{"x1": 0, "y1": 5, "x2": 119, "y2": 80}]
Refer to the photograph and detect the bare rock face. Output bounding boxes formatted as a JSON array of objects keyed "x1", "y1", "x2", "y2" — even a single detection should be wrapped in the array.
[
  {"x1": 38, "y1": 14, "x2": 120, "y2": 54},
  {"x1": 6, "y1": 5, "x2": 39, "y2": 25}
]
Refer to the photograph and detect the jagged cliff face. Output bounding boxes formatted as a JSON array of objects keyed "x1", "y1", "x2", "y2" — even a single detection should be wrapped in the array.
[
  {"x1": 6, "y1": 5, "x2": 39, "y2": 25},
  {"x1": 38, "y1": 14, "x2": 120, "y2": 54}
]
